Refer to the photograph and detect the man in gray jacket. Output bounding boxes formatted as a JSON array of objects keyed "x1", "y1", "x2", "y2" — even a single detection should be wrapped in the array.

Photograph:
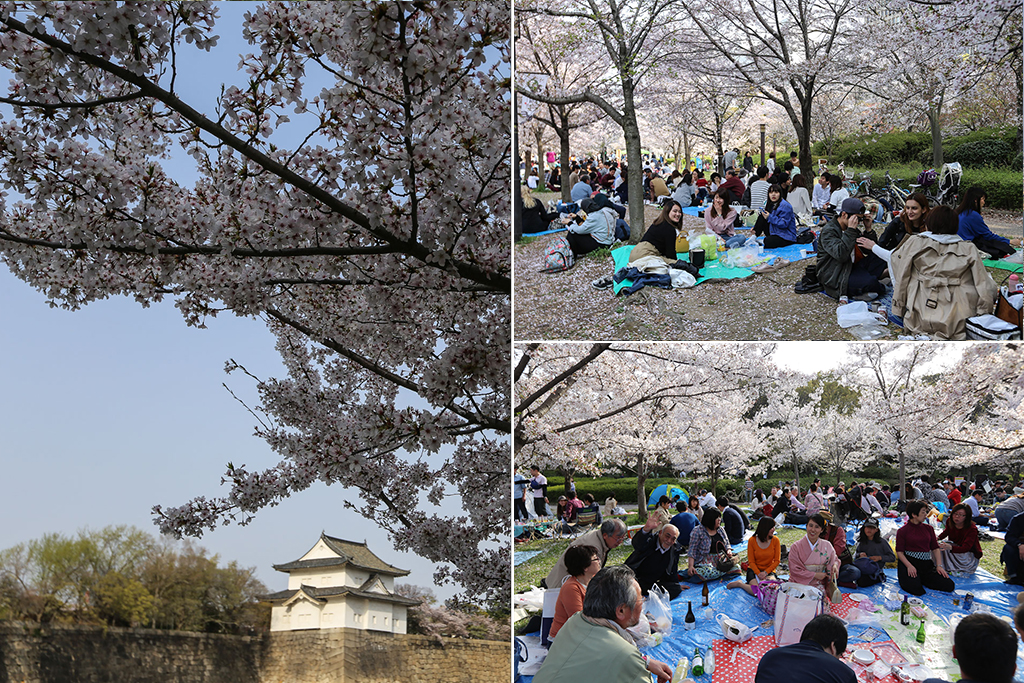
[
  {"x1": 816, "y1": 197, "x2": 887, "y2": 301},
  {"x1": 546, "y1": 519, "x2": 629, "y2": 588}
]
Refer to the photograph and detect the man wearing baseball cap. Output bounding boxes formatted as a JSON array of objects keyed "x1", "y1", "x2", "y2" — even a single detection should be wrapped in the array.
[{"x1": 816, "y1": 197, "x2": 887, "y2": 301}]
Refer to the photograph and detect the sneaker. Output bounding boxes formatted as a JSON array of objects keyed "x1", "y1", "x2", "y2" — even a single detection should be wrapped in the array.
[
  {"x1": 853, "y1": 292, "x2": 879, "y2": 302},
  {"x1": 591, "y1": 275, "x2": 614, "y2": 290}
]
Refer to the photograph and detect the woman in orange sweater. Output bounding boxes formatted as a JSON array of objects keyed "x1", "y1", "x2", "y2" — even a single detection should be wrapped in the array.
[
  {"x1": 727, "y1": 517, "x2": 780, "y2": 596},
  {"x1": 548, "y1": 545, "x2": 600, "y2": 640}
]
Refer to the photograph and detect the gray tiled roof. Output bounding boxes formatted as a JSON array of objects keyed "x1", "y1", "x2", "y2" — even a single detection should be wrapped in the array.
[
  {"x1": 260, "y1": 583, "x2": 420, "y2": 606},
  {"x1": 272, "y1": 534, "x2": 410, "y2": 576}
]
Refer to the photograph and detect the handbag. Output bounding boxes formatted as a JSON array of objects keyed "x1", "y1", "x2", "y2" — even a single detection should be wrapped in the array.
[
  {"x1": 774, "y1": 582, "x2": 824, "y2": 647},
  {"x1": 995, "y1": 288, "x2": 1023, "y2": 330},
  {"x1": 752, "y1": 578, "x2": 782, "y2": 614},
  {"x1": 715, "y1": 551, "x2": 736, "y2": 573}
]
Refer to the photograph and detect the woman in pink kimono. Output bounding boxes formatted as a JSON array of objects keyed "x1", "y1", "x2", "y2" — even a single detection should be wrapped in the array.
[{"x1": 788, "y1": 513, "x2": 842, "y2": 604}]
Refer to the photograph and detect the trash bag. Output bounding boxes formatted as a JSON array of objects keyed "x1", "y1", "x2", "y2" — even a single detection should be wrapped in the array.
[
  {"x1": 835, "y1": 301, "x2": 885, "y2": 328},
  {"x1": 722, "y1": 242, "x2": 764, "y2": 268},
  {"x1": 644, "y1": 583, "x2": 673, "y2": 635}
]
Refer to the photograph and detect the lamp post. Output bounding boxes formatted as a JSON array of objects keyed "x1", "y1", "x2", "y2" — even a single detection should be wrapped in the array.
[{"x1": 759, "y1": 123, "x2": 766, "y2": 167}]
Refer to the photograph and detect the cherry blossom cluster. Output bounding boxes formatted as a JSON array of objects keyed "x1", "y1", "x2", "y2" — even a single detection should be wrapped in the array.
[{"x1": 0, "y1": 1, "x2": 509, "y2": 604}]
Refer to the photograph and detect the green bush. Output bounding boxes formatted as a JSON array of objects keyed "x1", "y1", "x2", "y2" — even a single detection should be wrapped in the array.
[
  {"x1": 1012, "y1": 152, "x2": 1023, "y2": 173},
  {"x1": 544, "y1": 476, "x2": 754, "y2": 507},
  {"x1": 832, "y1": 131, "x2": 931, "y2": 167},
  {"x1": 960, "y1": 168, "x2": 1023, "y2": 210},
  {"x1": 946, "y1": 140, "x2": 1015, "y2": 168}
]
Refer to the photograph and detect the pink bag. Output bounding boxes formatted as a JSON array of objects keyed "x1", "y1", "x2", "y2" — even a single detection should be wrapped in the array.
[{"x1": 752, "y1": 579, "x2": 782, "y2": 614}]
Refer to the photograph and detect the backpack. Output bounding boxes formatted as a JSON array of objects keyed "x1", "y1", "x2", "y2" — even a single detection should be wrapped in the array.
[{"x1": 540, "y1": 235, "x2": 575, "y2": 272}]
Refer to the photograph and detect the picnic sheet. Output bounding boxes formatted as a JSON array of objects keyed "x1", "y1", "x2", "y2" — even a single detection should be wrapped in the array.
[
  {"x1": 984, "y1": 257, "x2": 1023, "y2": 273},
  {"x1": 610, "y1": 245, "x2": 755, "y2": 295},
  {"x1": 517, "y1": 558, "x2": 1023, "y2": 683},
  {"x1": 514, "y1": 550, "x2": 542, "y2": 566},
  {"x1": 523, "y1": 226, "x2": 567, "y2": 237}
]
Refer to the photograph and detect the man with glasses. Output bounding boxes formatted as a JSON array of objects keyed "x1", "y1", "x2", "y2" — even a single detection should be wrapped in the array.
[
  {"x1": 534, "y1": 566, "x2": 673, "y2": 683},
  {"x1": 545, "y1": 519, "x2": 629, "y2": 588}
]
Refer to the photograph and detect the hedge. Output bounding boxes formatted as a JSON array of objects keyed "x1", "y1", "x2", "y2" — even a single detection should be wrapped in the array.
[
  {"x1": 542, "y1": 476, "x2": 757, "y2": 507},
  {"x1": 944, "y1": 140, "x2": 1016, "y2": 168},
  {"x1": 827, "y1": 132, "x2": 932, "y2": 167},
  {"x1": 959, "y1": 168, "x2": 1024, "y2": 210}
]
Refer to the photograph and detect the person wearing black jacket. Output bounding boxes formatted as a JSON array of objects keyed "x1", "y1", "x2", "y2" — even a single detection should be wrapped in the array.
[
  {"x1": 624, "y1": 516, "x2": 683, "y2": 598},
  {"x1": 521, "y1": 185, "x2": 558, "y2": 234},
  {"x1": 876, "y1": 193, "x2": 930, "y2": 251},
  {"x1": 717, "y1": 496, "x2": 749, "y2": 545}
]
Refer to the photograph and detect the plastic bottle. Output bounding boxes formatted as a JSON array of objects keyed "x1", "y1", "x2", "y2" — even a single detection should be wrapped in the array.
[
  {"x1": 900, "y1": 595, "x2": 910, "y2": 626},
  {"x1": 1009, "y1": 274, "x2": 1022, "y2": 293},
  {"x1": 691, "y1": 647, "x2": 704, "y2": 676},
  {"x1": 685, "y1": 601, "x2": 696, "y2": 630},
  {"x1": 671, "y1": 657, "x2": 690, "y2": 683},
  {"x1": 705, "y1": 647, "x2": 715, "y2": 674}
]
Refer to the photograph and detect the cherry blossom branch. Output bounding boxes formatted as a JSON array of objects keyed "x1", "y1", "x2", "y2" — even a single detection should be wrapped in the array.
[
  {"x1": 265, "y1": 307, "x2": 507, "y2": 434},
  {"x1": 0, "y1": 14, "x2": 510, "y2": 293}
]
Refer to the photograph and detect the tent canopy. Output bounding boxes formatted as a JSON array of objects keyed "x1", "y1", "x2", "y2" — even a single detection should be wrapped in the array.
[{"x1": 647, "y1": 484, "x2": 689, "y2": 509}]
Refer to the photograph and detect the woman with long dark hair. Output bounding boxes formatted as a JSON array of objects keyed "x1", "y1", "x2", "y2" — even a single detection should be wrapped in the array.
[
  {"x1": 877, "y1": 193, "x2": 930, "y2": 250},
  {"x1": 727, "y1": 517, "x2": 780, "y2": 596},
  {"x1": 937, "y1": 503, "x2": 983, "y2": 575},
  {"x1": 956, "y1": 186, "x2": 1016, "y2": 259},
  {"x1": 704, "y1": 188, "x2": 745, "y2": 248},
  {"x1": 627, "y1": 199, "x2": 685, "y2": 266},
  {"x1": 757, "y1": 184, "x2": 799, "y2": 248}
]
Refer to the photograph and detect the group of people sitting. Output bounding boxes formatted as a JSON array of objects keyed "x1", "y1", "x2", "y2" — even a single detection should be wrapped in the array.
[
  {"x1": 536, "y1": 515, "x2": 1020, "y2": 683},
  {"x1": 805, "y1": 187, "x2": 1017, "y2": 339}
]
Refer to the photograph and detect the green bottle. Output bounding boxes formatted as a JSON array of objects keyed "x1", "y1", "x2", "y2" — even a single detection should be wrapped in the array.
[
  {"x1": 691, "y1": 646, "x2": 704, "y2": 676},
  {"x1": 916, "y1": 619, "x2": 926, "y2": 644}
]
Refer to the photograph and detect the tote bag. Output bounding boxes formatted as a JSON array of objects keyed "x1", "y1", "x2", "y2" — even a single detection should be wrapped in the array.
[{"x1": 774, "y1": 582, "x2": 823, "y2": 646}]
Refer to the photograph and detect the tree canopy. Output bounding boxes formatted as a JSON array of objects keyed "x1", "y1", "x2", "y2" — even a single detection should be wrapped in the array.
[{"x1": 0, "y1": 1, "x2": 510, "y2": 604}]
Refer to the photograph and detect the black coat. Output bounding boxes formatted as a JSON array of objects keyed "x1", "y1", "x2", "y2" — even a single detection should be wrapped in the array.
[
  {"x1": 624, "y1": 529, "x2": 681, "y2": 591},
  {"x1": 522, "y1": 201, "x2": 557, "y2": 234}
]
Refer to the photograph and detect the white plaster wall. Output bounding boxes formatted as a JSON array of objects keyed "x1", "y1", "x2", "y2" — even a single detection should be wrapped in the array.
[{"x1": 286, "y1": 567, "x2": 346, "y2": 590}]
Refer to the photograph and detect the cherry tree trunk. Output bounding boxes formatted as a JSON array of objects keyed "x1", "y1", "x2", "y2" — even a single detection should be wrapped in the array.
[
  {"x1": 559, "y1": 110, "x2": 572, "y2": 202},
  {"x1": 636, "y1": 451, "x2": 648, "y2": 522}
]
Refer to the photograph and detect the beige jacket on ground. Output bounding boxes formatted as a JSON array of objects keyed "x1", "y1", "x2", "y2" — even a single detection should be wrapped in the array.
[{"x1": 890, "y1": 233, "x2": 997, "y2": 340}]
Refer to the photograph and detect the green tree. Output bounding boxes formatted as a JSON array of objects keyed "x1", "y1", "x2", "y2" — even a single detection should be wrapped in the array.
[{"x1": 93, "y1": 571, "x2": 154, "y2": 627}]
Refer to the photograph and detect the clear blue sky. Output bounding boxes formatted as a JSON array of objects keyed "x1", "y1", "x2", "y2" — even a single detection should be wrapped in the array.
[{"x1": 0, "y1": 3, "x2": 464, "y2": 600}]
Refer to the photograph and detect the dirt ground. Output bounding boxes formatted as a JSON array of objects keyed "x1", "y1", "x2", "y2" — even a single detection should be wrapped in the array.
[{"x1": 514, "y1": 193, "x2": 1023, "y2": 341}]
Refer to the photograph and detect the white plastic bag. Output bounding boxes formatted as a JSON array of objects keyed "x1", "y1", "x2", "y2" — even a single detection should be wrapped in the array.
[
  {"x1": 722, "y1": 242, "x2": 764, "y2": 268},
  {"x1": 644, "y1": 584, "x2": 673, "y2": 635},
  {"x1": 836, "y1": 301, "x2": 885, "y2": 328}
]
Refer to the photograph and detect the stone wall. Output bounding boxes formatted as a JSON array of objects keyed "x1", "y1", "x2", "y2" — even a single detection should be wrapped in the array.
[
  {"x1": 0, "y1": 623, "x2": 509, "y2": 683},
  {"x1": 0, "y1": 622, "x2": 261, "y2": 683},
  {"x1": 261, "y1": 628, "x2": 510, "y2": 683}
]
